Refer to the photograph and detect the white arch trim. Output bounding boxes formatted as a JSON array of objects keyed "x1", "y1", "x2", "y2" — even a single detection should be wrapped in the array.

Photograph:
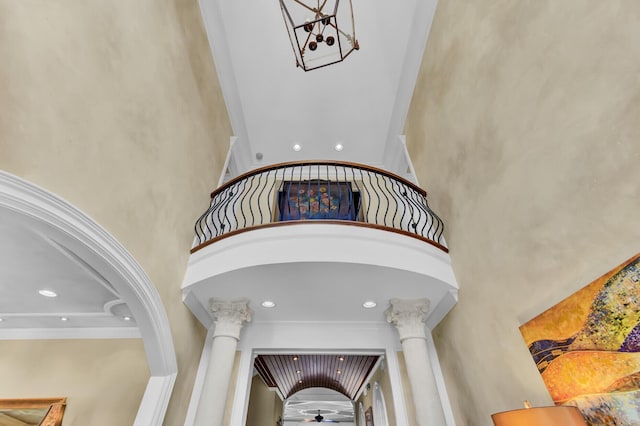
[
  {"x1": 372, "y1": 381, "x2": 390, "y2": 426},
  {"x1": 358, "y1": 402, "x2": 366, "y2": 426},
  {"x1": 0, "y1": 170, "x2": 177, "y2": 425}
]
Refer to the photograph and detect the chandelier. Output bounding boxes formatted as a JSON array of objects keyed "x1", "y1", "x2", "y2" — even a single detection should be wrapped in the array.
[{"x1": 279, "y1": 0, "x2": 359, "y2": 71}]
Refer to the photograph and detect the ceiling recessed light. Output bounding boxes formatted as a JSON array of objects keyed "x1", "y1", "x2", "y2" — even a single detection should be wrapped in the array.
[
  {"x1": 60, "y1": 317, "x2": 68, "y2": 322},
  {"x1": 123, "y1": 316, "x2": 132, "y2": 321},
  {"x1": 336, "y1": 370, "x2": 342, "y2": 374},
  {"x1": 293, "y1": 143, "x2": 302, "y2": 152},
  {"x1": 261, "y1": 300, "x2": 276, "y2": 308},
  {"x1": 335, "y1": 143, "x2": 343, "y2": 151},
  {"x1": 298, "y1": 380, "x2": 303, "y2": 384},
  {"x1": 296, "y1": 369, "x2": 301, "y2": 374},
  {"x1": 339, "y1": 356, "x2": 344, "y2": 362},
  {"x1": 38, "y1": 289, "x2": 57, "y2": 298},
  {"x1": 362, "y1": 301, "x2": 377, "y2": 309},
  {"x1": 293, "y1": 355, "x2": 299, "y2": 361}
]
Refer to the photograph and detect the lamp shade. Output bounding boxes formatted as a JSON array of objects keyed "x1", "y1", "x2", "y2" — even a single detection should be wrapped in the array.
[{"x1": 491, "y1": 406, "x2": 587, "y2": 426}]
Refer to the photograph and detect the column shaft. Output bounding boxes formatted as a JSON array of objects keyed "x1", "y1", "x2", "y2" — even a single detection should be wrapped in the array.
[
  {"x1": 386, "y1": 298, "x2": 447, "y2": 426},
  {"x1": 193, "y1": 298, "x2": 251, "y2": 426},
  {"x1": 401, "y1": 337, "x2": 445, "y2": 426},
  {"x1": 194, "y1": 335, "x2": 238, "y2": 426}
]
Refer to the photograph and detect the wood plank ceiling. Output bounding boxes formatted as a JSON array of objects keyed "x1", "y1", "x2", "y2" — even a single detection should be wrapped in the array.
[{"x1": 255, "y1": 354, "x2": 379, "y2": 400}]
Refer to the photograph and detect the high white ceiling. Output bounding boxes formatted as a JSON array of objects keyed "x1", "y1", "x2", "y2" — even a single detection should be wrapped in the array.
[
  {"x1": 200, "y1": 0, "x2": 438, "y2": 171},
  {"x1": 0, "y1": 0, "x2": 442, "y2": 400}
]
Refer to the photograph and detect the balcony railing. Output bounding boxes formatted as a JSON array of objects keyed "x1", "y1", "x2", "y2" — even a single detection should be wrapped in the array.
[{"x1": 192, "y1": 161, "x2": 447, "y2": 253}]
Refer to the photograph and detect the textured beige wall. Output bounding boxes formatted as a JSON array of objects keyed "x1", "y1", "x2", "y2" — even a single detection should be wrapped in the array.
[
  {"x1": 0, "y1": 0, "x2": 232, "y2": 424},
  {"x1": 0, "y1": 340, "x2": 148, "y2": 426},
  {"x1": 405, "y1": 1, "x2": 640, "y2": 425},
  {"x1": 245, "y1": 374, "x2": 282, "y2": 426},
  {"x1": 355, "y1": 358, "x2": 402, "y2": 425}
]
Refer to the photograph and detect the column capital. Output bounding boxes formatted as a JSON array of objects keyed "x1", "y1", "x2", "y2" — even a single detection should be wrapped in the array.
[
  {"x1": 385, "y1": 298, "x2": 430, "y2": 341},
  {"x1": 210, "y1": 298, "x2": 252, "y2": 340}
]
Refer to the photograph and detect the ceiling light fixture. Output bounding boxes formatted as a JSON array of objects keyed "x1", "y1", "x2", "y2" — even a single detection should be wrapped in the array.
[
  {"x1": 261, "y1": 300, "x2": 276, "y2": 308},
  {"x1": 123, "y1": 316, "x2": 132, "y2": 321},
  {"x1": 293, "y1": 355, "x2": 299, "y2": 361},
  {"x1": 339, "y1": 356, "x2": 344, "y2": 361},
  {"x1": 38, "y1": 289, "x2": 57, "y2": 298},
  {"x1": 279, "y1": 0, "x2": 359, "y2": 71},
  {"x1": 293, "y1": 143, "x2": 302, "y2": 152},
  {"x1": 60, "y1": 317, "x2": 68, "y2": 322},
  {"x1": 335, "y1": 143, "x2": 343, "y2": 151},
  {"x1": 362, "y1": 301, "x2": 377, "y2": 308}
]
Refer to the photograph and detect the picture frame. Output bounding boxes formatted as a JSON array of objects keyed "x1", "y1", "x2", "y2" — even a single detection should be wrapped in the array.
[
  {"x1": 277, "y1": 180, "x2": 360, "y2": 221},
  {"x1": 365, "y1": 406, "x2": 374, "y2": 426},
  {"x1": 0, "y1": 397, "x2": 66, "y2": 426}
]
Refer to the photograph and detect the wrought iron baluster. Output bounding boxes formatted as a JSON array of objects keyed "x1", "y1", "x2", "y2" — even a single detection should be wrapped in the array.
[
  {"x1": 192, "y1": 161, "x2": 447, "y2": 252},
  {"x1": 389, "y1": 178, "x2": 407, "y2": 232},
  {"x1": 231, "y1": 178, "x2": 249, "y2": 232},
  {"x1": 379, "y1": 172, "x2": 394, "y2": 228},
  {"x1": 352, "y1": 166, "x2": 364, "y2": 221}
]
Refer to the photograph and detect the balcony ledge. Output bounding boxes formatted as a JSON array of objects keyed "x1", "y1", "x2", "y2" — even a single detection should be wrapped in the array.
[{"x1": 182, "y1": 223, "x2": 458, "y2": 329}]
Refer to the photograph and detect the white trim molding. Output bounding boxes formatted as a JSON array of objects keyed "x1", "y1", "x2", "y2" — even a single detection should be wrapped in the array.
[{"x1": 0, "y1": 170, "x2": 177, "y2": 425}]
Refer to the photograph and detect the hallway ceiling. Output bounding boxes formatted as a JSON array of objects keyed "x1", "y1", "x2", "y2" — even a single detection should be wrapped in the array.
[
  {"x1": 200, "y1": 0, "x2": 438, "y2": 170},
  {"x1": 283, "y1": 386, "x2": 357, "y2": 423},
  {"x1": 255, "y1": 354, "x2": 379, "y2": 400}
]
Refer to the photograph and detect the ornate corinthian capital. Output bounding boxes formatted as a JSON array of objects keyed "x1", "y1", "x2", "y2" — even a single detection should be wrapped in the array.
[
  {"x1": 210, "y1": 298, "x2": 252, "y2": 340},
  {"x1": 385, "y1": 298, "x2": 431, "y2": 342}
]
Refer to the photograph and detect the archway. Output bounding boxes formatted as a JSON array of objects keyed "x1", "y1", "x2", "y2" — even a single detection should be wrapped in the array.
[{"x1": 0, "y1": 170, "x2": 177, "y2": 424}]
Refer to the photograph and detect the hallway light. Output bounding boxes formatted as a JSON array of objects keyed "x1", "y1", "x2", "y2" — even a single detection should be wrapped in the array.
[
  {"x1": 261, "y1": 300, "x2": 276, "y2": 308},
  {"x1": 38, "y1": 289, "x2": 57, "y2": 298},
  {"x1": 279, "y1": 0, "x2": 359, "y2": 71},
  {"x1": 362, "y1": 301, "x2": 376, "y2": 308}
]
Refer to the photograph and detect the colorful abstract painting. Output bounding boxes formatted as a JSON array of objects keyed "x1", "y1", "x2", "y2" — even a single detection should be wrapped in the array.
[
  {"x1": 520, "y1": 253, "x2": 640, "y2": 425},
  {"x1": 278, "y1": 180, "x2": 359, "y2": 221}
]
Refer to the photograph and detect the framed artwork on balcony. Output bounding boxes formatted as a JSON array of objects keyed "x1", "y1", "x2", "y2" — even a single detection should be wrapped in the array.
[{"x1": 278, "y1": 180, "x2": 360, "y2": 221}]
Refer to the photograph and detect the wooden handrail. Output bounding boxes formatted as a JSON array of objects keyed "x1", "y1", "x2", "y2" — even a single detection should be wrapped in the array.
[{"x1": 211, "y1": 160, "x2": 427, "y2": 198}]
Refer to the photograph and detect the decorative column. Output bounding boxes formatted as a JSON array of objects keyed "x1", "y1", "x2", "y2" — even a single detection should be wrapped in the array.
[
  {"x1": 385, "y1": 298, "x2": 446, "y2": 426},
  {"x1": 194, "y1": 298, "x2": 252, "y2": 426}
]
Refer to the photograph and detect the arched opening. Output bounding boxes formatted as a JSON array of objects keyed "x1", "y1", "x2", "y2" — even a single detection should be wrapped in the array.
[
  {"x1": 284, "y1": 387, "x2": 355, "y2": 425},
  {"x1": 0, "y1": 171, "x2": 177, "y2": 424}
]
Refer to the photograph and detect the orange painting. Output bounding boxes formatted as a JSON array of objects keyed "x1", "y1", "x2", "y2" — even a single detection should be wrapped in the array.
[{"x1": 520, "y1": 253, "x2": 640, "y2": 425}]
